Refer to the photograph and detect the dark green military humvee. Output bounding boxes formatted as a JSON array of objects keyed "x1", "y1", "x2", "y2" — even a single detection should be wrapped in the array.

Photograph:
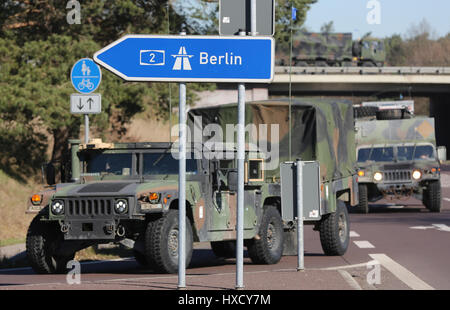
[
  {"x1": 25, "y1": 99, "x2": 359, "y2": 274},
  {"x1": 354, "y1": 103, "x2": 446, "y2": 213}
]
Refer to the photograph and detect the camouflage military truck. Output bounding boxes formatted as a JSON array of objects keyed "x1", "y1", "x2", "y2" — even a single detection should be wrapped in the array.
[
  {"x1": 276, "y1": 32, "x2": 385, "y2": 67},
  {"x1": 25, "y1": 98, "x2": 358, "y2": 274},
  {"x1": 355, "y1": 104, "x2": 446, "y2": 213}
]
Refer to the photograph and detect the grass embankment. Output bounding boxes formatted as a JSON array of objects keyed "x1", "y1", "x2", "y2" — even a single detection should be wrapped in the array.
[{"x1": 0, "y1": 169, "x2": 38, "y2": 245}]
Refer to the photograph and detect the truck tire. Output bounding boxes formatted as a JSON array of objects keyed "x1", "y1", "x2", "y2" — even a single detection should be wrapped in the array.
[
  {"x1": 26, "y1": 215, "x2": 74, "y2": 274},
  {"x1": 319, "y1": 201, "x2": 350, "y2": 256},
  {"x1": 210, "y1": 241, "x2": 236, "y2": 258},
  {"x1": 357, "y1": 184, "x2": 369, "y2": 214},
  {"x1": 145, "y1": 210, "x2": 193, "y2": 274},
  {"x1": 424, "y1": 181, "x2": 442, "y2": 213},
  {"x1": 247, "y1": 206, "x2": 284, "y2": 265}
]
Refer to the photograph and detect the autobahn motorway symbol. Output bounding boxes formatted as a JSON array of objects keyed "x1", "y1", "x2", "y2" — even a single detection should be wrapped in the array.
[
  {"x1": 70, "y1": 93, "x2": 101, "y2": 114},
  {"x1": 71, "y1": 58, "x2": 102, "y2": 94},
  {"x1": 93, "y1": 35, "x2": 274, "y2": 83}
]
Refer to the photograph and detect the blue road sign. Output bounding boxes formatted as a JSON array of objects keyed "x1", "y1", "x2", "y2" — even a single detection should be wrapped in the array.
[
  {"x1": 71, "y1": 58, "x2": 102, "y2": 94},
  {"x1": 93, "y1": 35, "x2": 274, "y2": 83}
]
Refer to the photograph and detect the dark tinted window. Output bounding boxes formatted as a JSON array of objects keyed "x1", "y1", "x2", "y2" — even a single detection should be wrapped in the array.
[
  {"x1": 143, "y1": 153, "x2": 197, "y2": 175},
  {"x1": 357, "y1": 148, "x2": 371, "y2": 163},
  {"x1": 86, "y1": 153, "x2": 133, "y2": 175},
  {"x1": 370, "y1": 147, "x2": 394, "y2": 162},
  {"x1": 397, "y1": 146, "x2": 414, "y2": 161},
  {"x1": 414, "y1": 145, "x2": 434, "y2": 160}
]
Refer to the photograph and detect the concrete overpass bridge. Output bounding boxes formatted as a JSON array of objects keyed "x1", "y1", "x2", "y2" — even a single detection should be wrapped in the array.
[
  {"x1": 196, "y1": 66, "x2": 450, "y2": 149},
  {"x1": 270, "y1": 66, "x2": 450, "y2": 93}
]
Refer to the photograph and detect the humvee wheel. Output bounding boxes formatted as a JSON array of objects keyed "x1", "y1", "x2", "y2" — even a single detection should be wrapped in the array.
[
  {"x1": 210, "y1": 240, "x2": 236, "y2": 258},
  {"x1": 247, "y1": 206, "x2": 284, "y2": 265},
  {"x1": 357, "y1": 184, "x2": 369, "y2": 214},
  {"x1": 145, "y1": 210, "x2": 193, "y2": 274},
  {"x1": 424, "y1": 181, "x2": 442, "y2": 213},
  {"x1": 26, "y1": 215, "x2": 74, "y2": 274},
  {"x1": 319, "y1": 201, "x2": 350, "y2": 256}
]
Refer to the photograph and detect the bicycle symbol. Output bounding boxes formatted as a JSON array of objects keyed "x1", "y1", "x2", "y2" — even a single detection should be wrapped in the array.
[{"x1": 77, "y1": 79, "x2": 94, "y2": 91}]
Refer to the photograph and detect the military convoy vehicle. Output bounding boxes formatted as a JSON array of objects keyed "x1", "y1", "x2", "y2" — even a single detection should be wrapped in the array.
[
  {"x1": 276, "y1": 32, "x2": 385, "y2": 67},
  {"x1": 354, "y1": 102, "x2": 446, "y2": 213},
  {"x1": 25, "y1": 99, "x2": 358, "y2": 274}
]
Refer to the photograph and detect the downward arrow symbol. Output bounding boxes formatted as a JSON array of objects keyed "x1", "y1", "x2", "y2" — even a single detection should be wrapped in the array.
[{"x1": 77, "y1": 98, "x2": 84, "y2": 110}]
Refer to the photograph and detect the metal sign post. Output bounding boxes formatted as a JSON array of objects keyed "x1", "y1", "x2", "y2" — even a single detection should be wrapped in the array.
[
  {"x1": 177, "y1": 32, "x2": 187, "y2": 290},
  {"x1": 296, "y1": 160, "x2": 305, "y2": 271}
]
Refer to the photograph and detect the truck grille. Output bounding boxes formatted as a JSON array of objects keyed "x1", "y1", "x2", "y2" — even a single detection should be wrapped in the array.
[
  {"x1": 383, "y1": 170, "x2": 411, "y2": 182},
  {"x1": 66, "y1": 198, "x2": 113, "y2": 216}
]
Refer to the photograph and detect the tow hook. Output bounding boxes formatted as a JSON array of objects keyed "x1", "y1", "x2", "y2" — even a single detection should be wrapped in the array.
[
  {"x1": 61, "y1": 223, "x2": 70, "y2": 233},
  {"x1": 116, "y1": 225, "x2": 126, "y2": 237}
]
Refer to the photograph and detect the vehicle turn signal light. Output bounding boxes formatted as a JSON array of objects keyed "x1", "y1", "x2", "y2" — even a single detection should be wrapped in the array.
[{"x1": 31, "y1": 194, "x2": 42, "y2": 205}]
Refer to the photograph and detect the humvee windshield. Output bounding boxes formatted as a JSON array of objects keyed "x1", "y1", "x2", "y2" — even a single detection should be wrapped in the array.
[
  {"x1": 143, "y1": 153, "x2": 197, "y2": 175},
  {"x1": 358, "y1": 144, "x2": 435, "y2": 163},
  {"x1": 358, "y1": 147, "x2": 394, "y2": 163},
  {"x1": 86, "y1": 153, "x2": 133, "y2": 176}
]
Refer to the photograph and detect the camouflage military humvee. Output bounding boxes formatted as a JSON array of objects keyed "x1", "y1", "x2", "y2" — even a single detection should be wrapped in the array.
[
  {"x1": 25, "y1": 99, "x2": 358, "y2": 274},
  {"x1": 355, "y1": 106, "x2": 446, "y2": 213},
  {"x1": 276, "y1": 32, "x2": 385, "y2": 67}
]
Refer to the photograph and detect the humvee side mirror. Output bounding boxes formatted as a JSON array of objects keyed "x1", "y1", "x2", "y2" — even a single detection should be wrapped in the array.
[
  {"x1": 44, "y1": 163, "x2": 56, "y2": 185},
  {"x1": 227, "y1": 170, "x2": 238, "y2": 192},
  {"x1": 437, "y1": 146, "x2": 447, "y2": 163}
]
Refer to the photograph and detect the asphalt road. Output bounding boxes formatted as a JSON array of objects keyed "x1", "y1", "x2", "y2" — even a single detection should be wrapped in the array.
[{"x1": 1, "y1": 178, "x2": 450, "y2": 290}]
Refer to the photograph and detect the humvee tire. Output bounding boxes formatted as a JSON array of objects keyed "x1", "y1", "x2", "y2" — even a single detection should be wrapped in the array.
[
  {"x1": 424, "y1": 180, "x2": 442, "y2": 213},
  {"x1": 210, "y1": 240, "x2": 236, "y2": 258},
  {"x1": 319, "y1": 201, "x2": 350, "y2": 256},
  {"x1": 357, "y1": 184, "x2": 369, "y2": 214},
  {"x1": 247, "y1": 206, "x2": 284, "y2": 265},
  {"x1": 145, "y1": 210, "x2": 193, "y2": 274},
  {"x1": 26, "y1": 214, "x2": 74, "y2": 274}
]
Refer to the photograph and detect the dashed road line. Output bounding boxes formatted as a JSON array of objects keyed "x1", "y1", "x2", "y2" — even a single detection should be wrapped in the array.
[
  {"x1": 349, "y1": 231, "x2": 360, "y2": 238},
  {"x1": 354, "y1": 241, "x2": 375, "y2": 249},
  {"x1": 443, "y1": 197, "x2": 450, "y2": 202},
  {"x1": 369, "y1": 254, "x2": 434, "y2": 290},
  {"x1": 338, "y1": 270, "x2": 363, "y2": 290}
]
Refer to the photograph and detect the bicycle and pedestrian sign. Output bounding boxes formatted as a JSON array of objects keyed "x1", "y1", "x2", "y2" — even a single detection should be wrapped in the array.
[
  {"x1": 93, "y1": 35, "x2": 274, "y2": 83},
  {"x1": 71, "y1": 58, "x2": 102, "y2": 94}
]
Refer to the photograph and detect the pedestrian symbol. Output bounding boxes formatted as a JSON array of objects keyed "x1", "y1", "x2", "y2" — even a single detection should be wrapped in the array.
[
  {"x1": 71, "y1": 58, "x2": 102, "y2": 94},
  {"x1": 172, "y1": 47, "x2": 193, "y2": 71}
]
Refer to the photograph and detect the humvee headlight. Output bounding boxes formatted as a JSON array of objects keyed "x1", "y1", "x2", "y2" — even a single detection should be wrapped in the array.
[
  {"x1": 31, "y1": 194, "x2": 42, "y2": 205},
  {"x1": 148, "y1": 193, "x2": 160, "y2": 203},
  {"x1": 114, "y1": 199, "x2": 128, "y2": 214},
  {"x1": 373, "y1": 172, "x2": 383, "y2": 182},
  {"x1": 412, "y1": 170, "x2": 422, "y2": 180},
  {"x1": 51, "y1": 200, "x2": 65, "y2": 215}
]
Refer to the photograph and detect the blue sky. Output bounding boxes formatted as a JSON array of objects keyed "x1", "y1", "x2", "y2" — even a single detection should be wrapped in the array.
[{"x1": 304, "y1": 0, "x2": 450, "y2": 38}]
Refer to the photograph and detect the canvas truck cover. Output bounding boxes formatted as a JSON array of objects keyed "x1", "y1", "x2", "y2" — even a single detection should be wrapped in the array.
[
  {"x1": 276, "y1": 32, "x2": 353, "y2": 65},
  {"x1": 355, "y1": 117, "x2": 436, "y2": 146},
  {"x1": 187, "y1": 99, "x2": 356, "y2": 182}
]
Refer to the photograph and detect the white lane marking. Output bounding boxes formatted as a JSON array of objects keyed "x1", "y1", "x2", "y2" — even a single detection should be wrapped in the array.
[
  {"x1": 410, "y1": 224, "x2": 450, "y2": 232},
  {"x1": 369, "y1": 254, "x2": 434, "y2": 290},
  {"x1": 350, "y1": 231, "x2": 360, "y2": 238},
  {"x1": 338, "y1": 270, "x2": 363, "y2": 290},
  {"x1": 443, "y1": 198, "x2": 450, "y2": 202},
  {"x1": 354, "y1": 241, "x2": 375, "y2": 249},
  {"x1": 387, "y1": 205, "x2": 404, "y2": 209}
]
